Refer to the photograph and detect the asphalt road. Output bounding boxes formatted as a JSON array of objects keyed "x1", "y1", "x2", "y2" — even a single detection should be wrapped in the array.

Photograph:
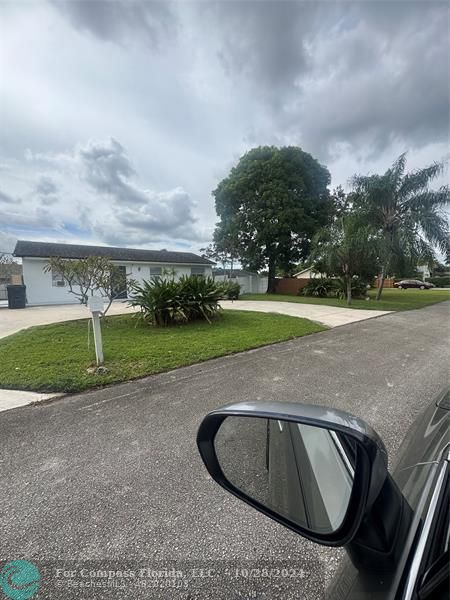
[{"x1": 1, "y1": 302, "x2": 449, "y2": 599}]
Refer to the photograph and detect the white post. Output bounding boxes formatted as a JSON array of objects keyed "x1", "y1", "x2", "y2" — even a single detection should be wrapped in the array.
[
  {"x1": 91, "y1": 311, "x2": 104, "y2": 365},
  {"x1": 87, "y1": 296, "x2": 105, "y2": 366}
]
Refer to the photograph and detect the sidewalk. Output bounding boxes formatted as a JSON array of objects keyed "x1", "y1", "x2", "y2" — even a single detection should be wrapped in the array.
[{"x1": 0, "y1": 389, "x2": 61, "y2": 412}]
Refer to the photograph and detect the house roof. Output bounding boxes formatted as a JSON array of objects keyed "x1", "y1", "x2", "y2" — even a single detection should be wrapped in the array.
[
  {"x1": 294, "y1": 267, "x2": 315, "y2": 277},
  {"x1": 14, "y1": 240, "x2": 214, "y2": 265}
]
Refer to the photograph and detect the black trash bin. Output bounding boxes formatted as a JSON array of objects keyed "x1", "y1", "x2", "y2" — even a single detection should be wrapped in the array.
[{"x1": 7, "y1": 284, "x2": 26, "y2": 309}]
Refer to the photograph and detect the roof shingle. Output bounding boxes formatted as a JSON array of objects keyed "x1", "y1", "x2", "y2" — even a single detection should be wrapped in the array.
[{"x1": 14, "y1": 240, "x2": 214, "y2": 265}]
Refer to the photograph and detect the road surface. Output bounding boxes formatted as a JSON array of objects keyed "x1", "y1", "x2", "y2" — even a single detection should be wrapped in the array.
[{"x1": 1, "y1": 302, "x2": 448, "y2": 598}]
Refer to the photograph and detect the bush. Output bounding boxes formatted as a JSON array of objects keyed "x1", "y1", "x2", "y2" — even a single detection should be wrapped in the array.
[
  {"x1": 425, "y1": 276, "x2": 450, "y2": 287},
  {"x1": 301, "y1": 276, "x2": 370, "y2": 299},
  {"x1": 301, "y1": 278, "x2": 337, "y2": 297},
  {"x1": 334, "y1": 277, "x2": 369, "y2": 300},
  {"x1": 221, "y1": 280, "x2": 241, "y2": 300},
  {"x1": 129, "y1": 276, "x2": 224, "y2": 326}
]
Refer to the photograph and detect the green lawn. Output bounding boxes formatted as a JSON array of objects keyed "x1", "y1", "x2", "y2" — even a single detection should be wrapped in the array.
[
  {"x1": 0, "y1": 310, "x2": 325, "y2": 393},
  {"x1": 242, "y1": 288, "x2": 450, "y2": 312}
]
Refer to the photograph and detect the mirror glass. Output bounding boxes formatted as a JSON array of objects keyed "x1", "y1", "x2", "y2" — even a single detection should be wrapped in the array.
[{"x1": 214, "y1": 417, "x2": 357, "y2": 534}]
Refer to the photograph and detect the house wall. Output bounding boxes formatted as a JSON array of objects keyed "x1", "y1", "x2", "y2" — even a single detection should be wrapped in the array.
[
  {"x1": 23, "y1": 259, "x2": 78, "y2": 305},
  {"x1": 22, "y1": 258, "x2": 212, "y2": 306}
]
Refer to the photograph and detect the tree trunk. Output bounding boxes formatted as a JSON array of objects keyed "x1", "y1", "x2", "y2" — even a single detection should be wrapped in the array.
[
  {"x1": 346, "y1": 276, "x2": 352, "y2": 305},
  {"x1": 267, "y1": 257, "x2": 276, "y2": 293},
  {"x1": 376, "y1": 265, "x2": 385, "y2": 301}
]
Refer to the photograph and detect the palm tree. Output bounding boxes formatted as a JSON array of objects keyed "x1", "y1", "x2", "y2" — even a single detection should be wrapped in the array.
[
  {"x1": 351, "y1": 154, "x2": 450, "y2": 300},
  {"x1": 311, "y1": 215, "x2": 378, "y2": 305}
]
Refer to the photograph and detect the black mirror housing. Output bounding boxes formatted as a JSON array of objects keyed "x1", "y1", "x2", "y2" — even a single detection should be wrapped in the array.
[{"x1": 197, "y1": 401, "x2": 389, "y2": 547}]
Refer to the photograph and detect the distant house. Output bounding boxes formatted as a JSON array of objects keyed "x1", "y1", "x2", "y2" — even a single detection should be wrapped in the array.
[
  {"x1": 14, "y1": 240, "x2": 214, "y2": 306},
  {"x1": 294, "y1": 267, "x2": 325, "y2": 279},
  {"x1": 417, "y1": 264, "x2": 431, "y2": 280}
]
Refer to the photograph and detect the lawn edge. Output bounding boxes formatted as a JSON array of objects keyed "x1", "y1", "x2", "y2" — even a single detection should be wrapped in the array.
[{"x1": 0, "y1": 323, "x2": 327, "y2": 397}]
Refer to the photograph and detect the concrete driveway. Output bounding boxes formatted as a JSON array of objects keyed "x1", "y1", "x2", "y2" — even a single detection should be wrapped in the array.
[
  {"x1": 222, "y1": 299, "x2": 391, "y2": 327},
  {"x1": 0, "y1": 299, "x2": 389, "y2": 339},
  {"x1": 1, "y1": 302, "x2": 448, "y2": 598},
  {"x1": 0, "y1": 302, "x2": 137, "y2": 339}
]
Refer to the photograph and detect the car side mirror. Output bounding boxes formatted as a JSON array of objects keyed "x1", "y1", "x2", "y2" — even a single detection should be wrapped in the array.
[{"x1": 197, "y1": 401, "x2": 390, "y2": 547}]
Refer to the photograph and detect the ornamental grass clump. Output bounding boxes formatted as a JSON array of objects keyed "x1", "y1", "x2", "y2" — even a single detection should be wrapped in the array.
[{"x1": 129, "y1": 275, "x2": 224, "y2": 326}]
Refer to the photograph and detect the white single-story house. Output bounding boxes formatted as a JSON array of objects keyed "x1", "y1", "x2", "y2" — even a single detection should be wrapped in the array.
[
  {"x1": 294, "y1": 267, "x2": 326, "y2": 279},
  {"x1": 14, "y1": 240, "x2": 214, "y2": 306},
  {"x1": 213, "y1": 269, "x2": 267, "y2": 294}
]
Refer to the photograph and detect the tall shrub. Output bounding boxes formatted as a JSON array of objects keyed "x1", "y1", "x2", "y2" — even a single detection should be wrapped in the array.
[{"x1": 128, "y1": 276, "x2": 224, "y2": 326}]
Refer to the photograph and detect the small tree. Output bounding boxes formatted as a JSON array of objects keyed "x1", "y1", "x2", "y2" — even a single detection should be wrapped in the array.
[
  {"x1": 311, "y1": 216, "x2": 378, "y2": 305},
  {"x1": 0, "y1": 253, "x2": 22, "y2": 281},
  {"x1": 44, "y1": 256, "x2": 131, "y2": 314},
  {"x1": 200, "y1": 238, "x2": 238, "y2": 278}
]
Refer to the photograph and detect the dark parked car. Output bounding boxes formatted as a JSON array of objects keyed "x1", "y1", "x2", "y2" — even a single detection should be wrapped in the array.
[
  {"x1": 394, "y1": 279, "x2": 435, "y2": 289},
  {"x1": 197, "y1": 389, "x2": 449, "y2": 599}
]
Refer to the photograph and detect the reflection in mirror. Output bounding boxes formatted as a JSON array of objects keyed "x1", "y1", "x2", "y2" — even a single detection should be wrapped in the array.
[{"x1": 214, "y1": 417, "x2": 356, "y2": 534}]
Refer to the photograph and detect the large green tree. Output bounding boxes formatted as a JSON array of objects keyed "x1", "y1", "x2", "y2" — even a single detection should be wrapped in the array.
[
  {"x1": 213, "y1": 146, "x2": 332, "y2": 292},
  {"x1": 351, "y1": 154, "x2": 450, "y2": 299}
]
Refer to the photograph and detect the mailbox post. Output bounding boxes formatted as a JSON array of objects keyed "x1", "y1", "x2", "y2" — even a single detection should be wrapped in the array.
[{"x1": 87, "y1": 296, "x2": 105, "y2": 365}]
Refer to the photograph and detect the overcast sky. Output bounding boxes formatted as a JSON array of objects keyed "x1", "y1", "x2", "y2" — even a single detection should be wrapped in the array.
[{"x1": 0, "y1": 0, "x2": 448, "y2": 254}]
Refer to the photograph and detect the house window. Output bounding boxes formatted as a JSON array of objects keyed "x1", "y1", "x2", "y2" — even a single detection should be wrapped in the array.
[
  {"x1": 52, "y1": 268, "x2": 65, "y2": 287},
  {"x1": 150, "y1": 266, "x2": 162, "y2": 278},
  {"x1": 191, "y1": 266, "x2": 205, "y2": 277}
]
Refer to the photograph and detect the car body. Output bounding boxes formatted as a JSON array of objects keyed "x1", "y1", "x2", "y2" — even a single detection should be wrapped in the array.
[
  {"x1": 394, "y1": 279, "x2": 435, "y2": 289},
  {"x1": 197, "y1": 389, "x2": 450, "y2": 599}
]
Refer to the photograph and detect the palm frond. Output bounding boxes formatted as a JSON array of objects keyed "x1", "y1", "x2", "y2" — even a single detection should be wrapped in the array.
[
  {"x1": 406, "y1": 186, "x2": 450, "y2": 211},
  {"x1": 415, "y1": 209, "x2": 450, "y2": 253},
  {"x1": 388, "y1": 152, "x2": 408, "y2": 192},
  {"x1": 399, "y1": 161, "x2": 445, "y2": 199}
]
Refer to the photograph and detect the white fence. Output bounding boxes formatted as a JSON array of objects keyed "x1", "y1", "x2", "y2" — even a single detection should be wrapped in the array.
[{"x1": 214, "y1": 274, "x2": 268, "y2": 294}]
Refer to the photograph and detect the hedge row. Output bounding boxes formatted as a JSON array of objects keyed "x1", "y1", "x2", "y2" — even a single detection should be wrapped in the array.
[{"x1": 425, "y1": 276, "x2": 450, "y2": 287}]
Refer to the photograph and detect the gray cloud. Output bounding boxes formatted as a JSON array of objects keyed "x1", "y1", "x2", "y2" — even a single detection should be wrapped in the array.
[
  {"x1": 77, "y1": 138, "x2": 145, "y2": 203},
  {"x1": 0, "y1": 190, "x2": 18, "y2": 204},
  {"x1": 35, "y1": 176, "x2": 57, "y2": 196},
  {"x1": 35, "y1": 175, "x2": 59, "y2": 205},
  {"x1": 18, "y1": 137, "x2": 204, "y2": 245},
  {"x1": 1, "y1": 206, "x2": 57, "y2": 230},
  {"x1": 0, "y1": 1, "x2": 448, "y2": 253},
  {"x1": 52, "y1": 0, "x2": 177, "y2": 48},
  {"x1": 78, "y1": 138, "x2": 202, "y2": 242},
  {"x1": 211, "y1": 1, "x2": 320, "y2": 104},
  {"x1": 76, "y1": 138, "x2": 200, "y2": 240},
  {"x1": 111, "y1": 186, "x2": 200, "y2": 241},
  {"x1": 203, "y1": 0, "x2": 449, "y2": 157}
]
